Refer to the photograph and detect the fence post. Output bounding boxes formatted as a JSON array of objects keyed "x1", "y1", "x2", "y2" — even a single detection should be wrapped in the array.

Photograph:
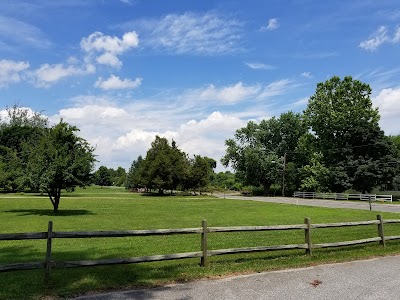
[
  {"x1": 304, "y1": 218, "x2": 312, "y2": 255},
  {"x1": 45, "y1": 221, "x2": 53, "y2": 285},
  {"x1": 377, "y1": 215, "x2": 386, "y2": 247},
  {"x1": 201, "y1": 220, "x2": 208, "y2": 267}
]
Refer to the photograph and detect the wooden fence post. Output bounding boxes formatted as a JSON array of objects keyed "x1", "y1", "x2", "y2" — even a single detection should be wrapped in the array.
[
  {"x1": 377, "y1": 214, "x2": 386, "y2": 247},
  {"x1": 45, "y1": 221, "x2": 53, "y2": 285},
  {"x1": 304, "y1": 218, "x2": 312, "y2": 255},
  {"x1": 201, "y1": 220, "x2": 208, "y2": 267}
]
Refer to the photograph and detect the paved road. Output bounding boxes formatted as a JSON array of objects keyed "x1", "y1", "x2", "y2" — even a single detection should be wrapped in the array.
[
  {"x1": 72, "y1": 255, "x2": 400, "y2": 300},
  {"x1": 214, "y1": 194, "x2": 400, "y2": 213}
]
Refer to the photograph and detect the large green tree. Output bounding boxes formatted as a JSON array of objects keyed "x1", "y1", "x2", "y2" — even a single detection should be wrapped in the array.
[
  {"x1": 222, "y1": 112, "x2": 307, "y2": 195},
  {"x1": 138, "y1": 136, "x2": 188, "y2": 194},
  {"x1": 304, "y1": 76, "x2": 398, "y2": 193},
  {"x1": 26, "y1": 121, "x2": 96, "y2": 212}
]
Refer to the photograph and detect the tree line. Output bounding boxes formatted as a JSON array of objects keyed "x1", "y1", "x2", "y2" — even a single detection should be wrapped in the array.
[{"x1": 222, "y1": 76, "x2": 400, "y2": 195}]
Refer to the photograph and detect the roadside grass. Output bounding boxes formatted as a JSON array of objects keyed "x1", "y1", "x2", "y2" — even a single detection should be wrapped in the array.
[{"x1": 1, "y1": 186, "x2": 400, "y2": 299}]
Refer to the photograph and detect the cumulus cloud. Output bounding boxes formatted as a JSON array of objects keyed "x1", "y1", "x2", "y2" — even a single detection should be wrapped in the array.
[
  {"x1": 81, "y1": 31, "x2": 139, "y2": 67},
  {"x1": 245, "y1": 62, "x2": 275, "y2": 70},
  {"x1": 94, "y1": 74, "x2": 142, "y2": 90},
  {"x1": 30, "y1": 63, "x2": 95, "y2": 87},
  {"x1": 373, "y1": 87, "x2": 400, "y2": 135},
  {"x1": 260, "y1": 18, "x2": 279, "y2": 31},
  {"x1": 0, "y1": 59, "x2": 30, "y2": 88},
  {"x1": 359, "y1": 26, "x2": 400, "y2": 51},
  {"x1": 124, "y1": 11, "x2": 242, "y2": 55}
]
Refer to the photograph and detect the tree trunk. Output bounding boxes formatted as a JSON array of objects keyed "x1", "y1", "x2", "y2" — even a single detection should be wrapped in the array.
[
  {"x1": 263, "y1": 181, "x2": 271, "y2": 196},
  {"x1": 53, "y1": 197, "x2": 60, "y2": 213}
]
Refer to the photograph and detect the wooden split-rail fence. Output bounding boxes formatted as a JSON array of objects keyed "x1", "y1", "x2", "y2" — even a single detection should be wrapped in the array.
[{"x1": 1, "y1": 215, "x2": 400, "y2": 283}]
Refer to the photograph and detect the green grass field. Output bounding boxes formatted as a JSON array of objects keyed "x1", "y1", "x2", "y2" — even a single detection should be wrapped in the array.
[{"x1": 1, "y1": 186, "x2": 400, "y2": 299}]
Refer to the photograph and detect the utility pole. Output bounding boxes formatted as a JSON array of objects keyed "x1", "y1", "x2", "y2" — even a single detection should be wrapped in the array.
[{"x1": 282, "y1": 152, "x2": 287, "y2": 197}]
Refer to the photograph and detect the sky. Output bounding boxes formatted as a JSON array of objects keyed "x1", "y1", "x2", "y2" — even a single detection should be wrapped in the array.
[{"x1": 1, "y1": 0, "x2": 400, "y2": 172}]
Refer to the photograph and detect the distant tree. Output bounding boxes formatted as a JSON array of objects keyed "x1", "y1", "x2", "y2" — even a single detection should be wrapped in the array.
[
  {"x1": 186, "y1": 155, "x2": 216, "y2": 192},
  {"x1": 26, "y1": 121, "x2": 96, "y2": 212},
  {"x1": 94, "y1": 166, "x2": 113, "y2": 187},
  {"x1": 211, "y1": 171, "x2": 239, "y2": 190},
  {"x1": 125, "y1": 155, "x2": 144, "y2": 190},
  {"x1": 138, "y1": 136, "x2": 177, "y2": 194},
  {"x1": 113, "y1": 167, "x2": 127, "y2": 186}
]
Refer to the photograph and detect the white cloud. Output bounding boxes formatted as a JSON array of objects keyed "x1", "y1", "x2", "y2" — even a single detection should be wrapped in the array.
[
  {"x1": 95, "y1": 53, "x2": 122, "y2": 68},
  {"x1": 257, "y1": 79, "x2": 293, "y2": 99},
  {"x1": 359, "y1": 26, "x2": 389, "y2": 51},
  {"x1": 31, "y1": 63, "x2": 95, "y2": 87},
  {"x1": 373, "y1": 87, "x2": 400, "y2": 135},
  {"x1": 359, "y1": 25, "x2": 400, "y2": 51},
  {"x1": 245, "y1": 62, "x2": 275, "y2": 70},
  {"x1": 81, "y1": 31, "x2": 139, "y2": 67},
  {"x1": 394, "y1": 26, "x2": 400, "y2": 43},
  {"x1": 260, "y1": 18, "x2": 279, "y2": 31},
  {"x1": 301, "y1": 72, "x2": 312, "y2": 78},
  {"x1": 57, "y1": 104, "x2": 130, "y2": 121},
  {"x1": 0, "y1": 59, "x2": 30, "y2": 88},
  {"x1": 189, "y1": 82, "x2": 261, "y2": 104},
  {"x1": 126, "y1": 11, "x2": 242, "y2": 55},
  {"x1": 94, "y1": 74, "x2": 142, "y2": 90}
]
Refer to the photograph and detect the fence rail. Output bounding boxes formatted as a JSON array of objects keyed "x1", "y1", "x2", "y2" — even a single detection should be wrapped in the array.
[
  {"x1": 293, "y1": 192, "x2": 393, "y2": 202},
  {"x1": 1, "y1": 216, "x2": 400, "y2": 283}
]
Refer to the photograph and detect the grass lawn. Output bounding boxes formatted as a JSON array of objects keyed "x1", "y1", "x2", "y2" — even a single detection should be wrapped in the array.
[{"x1": 1, "y1": 186, "x2": 400, "y2": 299}]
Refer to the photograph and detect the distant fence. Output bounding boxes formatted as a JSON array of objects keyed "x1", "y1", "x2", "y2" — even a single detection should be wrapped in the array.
[
  {"x1": 293, "y1": 192, "x2": 393, "y2": 202},
  {"x1": 1, "y1": 216, "x2": 400, "y2": 283}
]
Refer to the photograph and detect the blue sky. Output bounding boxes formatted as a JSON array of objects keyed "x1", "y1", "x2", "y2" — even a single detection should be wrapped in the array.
[{"x1": 1, "y1": 0, "x2": 400, "y2": 171}]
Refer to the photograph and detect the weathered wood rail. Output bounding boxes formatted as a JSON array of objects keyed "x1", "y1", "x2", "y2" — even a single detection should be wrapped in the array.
[{"x1": 1, "y1": 215, "x2": 400, "y2": 283}]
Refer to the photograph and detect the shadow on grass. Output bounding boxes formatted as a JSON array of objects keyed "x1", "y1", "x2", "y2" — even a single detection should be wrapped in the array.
[
  {"x1": 3, "y1": 209, "x2": 95, "y2": 216},
  {"x1": 0, "y1": 245, "x2": 196, "y2": 300}
]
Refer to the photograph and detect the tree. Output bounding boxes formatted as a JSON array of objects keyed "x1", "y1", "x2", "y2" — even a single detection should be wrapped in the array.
[
  {"x1": 186, "y1": 155, "x2": 216, "y2": 192},
  {"x1": 138, "y1": 136, "x2": 188, "y2": 194},
  {"x1": 222, "y1": 112, "x2": 307, "y2": 195},
  {"x1": 26, "y1": 121, "x2": 96, "y2": 212},
  {"x1": 125, "y1": 155, "x2": 144, "y2": 190},
  {"x1": 113, "y1": 167, "x2": 127, "y2": 186},
  {"x1": 304, "y1": 76, "x2": 397, "y2": 193},
  {"x1": 0, "y1": 106, "x2": 48, "y2": 191},
  {"x1": 94, "y1": 166, "x2": 112, "y2": 187}
]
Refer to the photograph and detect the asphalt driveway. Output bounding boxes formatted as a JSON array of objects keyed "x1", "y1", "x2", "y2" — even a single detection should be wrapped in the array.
[{"x1": 72, "y1": 255, "x2": 400, "y2": 300}]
